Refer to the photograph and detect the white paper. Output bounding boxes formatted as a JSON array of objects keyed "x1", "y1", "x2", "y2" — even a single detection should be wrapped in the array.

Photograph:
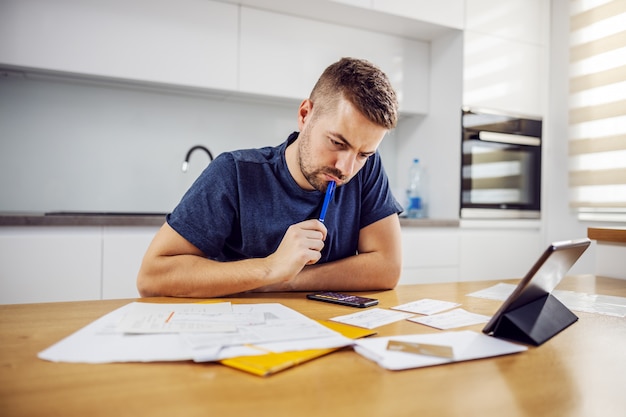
[
  {"x1": 184, "y1": 303, "x2": 341, "y2": 349},
  {"x1": 468, "y1": 283, "x2": 626, "y2": 318},
  {"x1": 192, "y1": 335, "x2": 354, "y2": 362},
  {"x1": 116, "y1": 302, "x2": 246, "y2": 333},
  {"x1": 408, "y1": 308, "x2": 491, "y2": 330},
  {"x1": 38, "y1": 302, "x2": 350, "y2": 364},
  {"x1": 466, "y1": 283, "x2": 516, "y2": 300},
  {"x1": 553, "y1": 290, "x2": 626, "y2": 317},
  {"x1": 330, "y1": 308, "x2": 414, "y2": 329},
  {"x1": 392, "y1": 299, "x2": 460, "y2": 315},
  {"x1": 353, "y1": 330, "x2": 527, "y2": 370},
  {"x1": 38, "y1": 304, "x2": 195, "y2": 363}
]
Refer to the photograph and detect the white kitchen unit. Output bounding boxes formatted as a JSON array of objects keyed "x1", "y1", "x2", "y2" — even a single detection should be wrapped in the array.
[
  {"x1": 238, "y1": 7, "x2": 430, "y2": 114},
  {"x1": 0, "y1": 227, "x2": 101, "y2": 304},
  {"x1": 463, "y1": 31, "x2": 544, "y2": 116},
  {"x1": 0, "y1": 224, "x2": 160, "y2": 304},
  {"x1": 371, "y1": 0, "x2": 465, "y2": 29},
  {"x1": 459, "y1": 222, "x2": 543, "y2": 281},
  {"x1": 329, "y1": 0, "x2": 464, "y2": 29},
  {"x1": 0, "y1": 0, "x2": 239, "y2": 90},
  {"x1": 463, "y1": 0, "x2": 549, "y2": 116},
  {"x1": 399, "y1": 228, "x2": 460, "y2": 284},
  {"x1": 465, "y1": 0, "x2": 547, "y2": 44},
  {"x1": 102, "y1": 226, "x2": 160, "y2": 299}
]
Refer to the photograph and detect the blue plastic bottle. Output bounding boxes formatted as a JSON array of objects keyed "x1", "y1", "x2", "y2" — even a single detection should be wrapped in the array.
[{"x1": 407, "y1": 158, "x2": 425, "y2": 218}]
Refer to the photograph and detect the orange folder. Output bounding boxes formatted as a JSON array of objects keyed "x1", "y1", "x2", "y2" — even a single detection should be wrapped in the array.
[{"x1": 219, "y1": 320, "x2": 376, "y2": 376}]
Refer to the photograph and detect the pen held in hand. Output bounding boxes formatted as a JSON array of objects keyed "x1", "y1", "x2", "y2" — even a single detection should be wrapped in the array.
[{"x1": 318, "y1": 181, "x2": 336, "y2": 223}]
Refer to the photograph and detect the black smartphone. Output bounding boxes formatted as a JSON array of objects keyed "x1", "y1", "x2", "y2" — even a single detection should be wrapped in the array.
[{"x1": 306, "y1": 292, "x2": 379, "y2": 308}]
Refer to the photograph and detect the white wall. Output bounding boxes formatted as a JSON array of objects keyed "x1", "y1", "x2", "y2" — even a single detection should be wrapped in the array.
[
  {"x1": 0, "y1": 74, "x2": 299, "y2": 212},
  {"x1": 0, "y1": 72, "x2": 409, "y2": 213}
]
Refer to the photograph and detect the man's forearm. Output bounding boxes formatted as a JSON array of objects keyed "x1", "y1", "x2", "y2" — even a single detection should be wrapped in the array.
[{"x1": 256, "y1": 250, "x2": 400, "y2": 293}]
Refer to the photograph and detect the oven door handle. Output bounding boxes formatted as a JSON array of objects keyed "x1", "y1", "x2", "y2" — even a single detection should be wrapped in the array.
[{"x1": 478, "y1": 131, "x2": 541, "y2": 146}]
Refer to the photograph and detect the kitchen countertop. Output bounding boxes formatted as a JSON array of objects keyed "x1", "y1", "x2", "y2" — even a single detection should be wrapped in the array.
[
  {"x1": 0, "y1": 212, "x2": 459, "y2": 228},
  {"x1": 0, "y1": 212, "x2": 168, "y2": 227}
]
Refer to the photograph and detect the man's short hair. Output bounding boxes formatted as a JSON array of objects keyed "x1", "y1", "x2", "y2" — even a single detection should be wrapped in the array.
[{"x1": 309, "y1": 57, "x2": 398, "y2": 130}]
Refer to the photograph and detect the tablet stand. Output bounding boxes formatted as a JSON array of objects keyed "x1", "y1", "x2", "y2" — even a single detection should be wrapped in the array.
[{"x1": 491, "y1": 293, "x2": 578, "y2": 346}]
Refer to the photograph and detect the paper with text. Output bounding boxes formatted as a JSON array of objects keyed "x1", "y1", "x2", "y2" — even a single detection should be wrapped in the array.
[
  {"x1": 330, "y1": 308, "x2": 414, "y2": 329},
  {"x1": 408, "y1": 308, "x2": 490, "y2": 330},
  {"x1": 38, "y1": 302, "x2": 352, "y2": 364},
  {"x1": 392, "y1": 299, "x2": 460, "y2": 315}
]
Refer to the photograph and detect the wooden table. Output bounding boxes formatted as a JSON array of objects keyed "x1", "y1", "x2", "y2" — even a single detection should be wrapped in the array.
[{"x1": 1, "y1": 276, "x2": 624, "y2": 417}]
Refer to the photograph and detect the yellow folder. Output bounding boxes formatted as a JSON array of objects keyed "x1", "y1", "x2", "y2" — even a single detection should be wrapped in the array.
[{"x1": 219, "y1": 320, "x2": 376, "y2": 377}]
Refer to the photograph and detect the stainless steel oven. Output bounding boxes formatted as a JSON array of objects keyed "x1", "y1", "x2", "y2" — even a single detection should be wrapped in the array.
[{"x1": 461, "y1": 108, "x2": 542, "y2": 219}]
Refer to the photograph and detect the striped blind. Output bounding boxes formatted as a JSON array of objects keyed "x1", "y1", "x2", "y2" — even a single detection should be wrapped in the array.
[{"x1": 569, "y1": 0, "x2": 626, "y2": 221}]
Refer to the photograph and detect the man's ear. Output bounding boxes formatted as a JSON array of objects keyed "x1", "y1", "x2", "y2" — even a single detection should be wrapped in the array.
[{"x1": 297, "y1": 99, "x2": 313, "y2": 130}]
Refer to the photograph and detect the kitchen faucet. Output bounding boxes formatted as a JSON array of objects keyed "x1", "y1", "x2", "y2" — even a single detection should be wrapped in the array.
[{"x1": 182, "y1": 145, "x2": 214, "y2": 172}]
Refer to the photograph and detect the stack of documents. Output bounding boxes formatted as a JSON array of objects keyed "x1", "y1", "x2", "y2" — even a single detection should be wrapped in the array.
[{"x1": 38, "y1": 302, "x2": 368, "y2": 374}]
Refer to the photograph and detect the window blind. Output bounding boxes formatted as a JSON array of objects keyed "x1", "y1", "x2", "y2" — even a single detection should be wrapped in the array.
[{"x1": 568, "y1": 0, "x2": 626, "y2": 221}]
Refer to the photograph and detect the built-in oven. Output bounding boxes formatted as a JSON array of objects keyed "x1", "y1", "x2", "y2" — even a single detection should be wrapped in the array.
[{"x1": 461, "y1": 107, "x2": 542, "y2": 219}]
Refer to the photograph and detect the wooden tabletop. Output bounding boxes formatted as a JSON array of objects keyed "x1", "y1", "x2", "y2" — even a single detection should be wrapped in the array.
[
  {"x1": 1, "y1": 275, "x2": 625, "y2": 417},
  {"x1": 588, "y1": 227, "x2": 626, "y2": 243}
]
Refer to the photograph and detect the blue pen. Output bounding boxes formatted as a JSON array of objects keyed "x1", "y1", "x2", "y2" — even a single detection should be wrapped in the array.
[{"x1": 318, "y1": 181, "x2": 336, "y2": 223}]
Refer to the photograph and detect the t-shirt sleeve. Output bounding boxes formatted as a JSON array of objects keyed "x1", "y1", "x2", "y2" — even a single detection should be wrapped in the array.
[
  {"x1": 358, "y1": 153, "x2": 403, "y2": 229},
  {"x1": 167, "y1": 153, "x2": 239, "y2": 258}
]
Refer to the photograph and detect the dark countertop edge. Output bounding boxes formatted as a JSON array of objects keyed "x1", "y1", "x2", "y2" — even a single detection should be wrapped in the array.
[
  {"x1": 399, "y1": 218, "x2": 460, "y2": 228},
  {"x1": 0, "y1": 213, "x2": 167, "y2": 227},
  {"x1": 1, "y1": 213, "x2": 459, "y2": 228}
]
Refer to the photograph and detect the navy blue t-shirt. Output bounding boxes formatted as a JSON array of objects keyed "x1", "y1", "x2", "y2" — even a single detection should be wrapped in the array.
[{"x1": 167, "y1": 132, "x2": 402, "y2": 263}]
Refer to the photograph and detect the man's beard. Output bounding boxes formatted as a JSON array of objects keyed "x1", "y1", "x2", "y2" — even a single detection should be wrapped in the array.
[{"x1": 298, "y1": 126, "x2": 345, "y2": 192}]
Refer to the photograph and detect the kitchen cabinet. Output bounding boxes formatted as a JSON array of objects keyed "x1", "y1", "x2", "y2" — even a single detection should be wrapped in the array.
[
  {"x1": 463, "y1": 32, "x2": 544, "y2": 116},
  {"x1": 399, "y1": 228, "x2": 460, "y2": 284},
  {"x1": 459, "y1": 225, "x2": 543, "y2": 281},
  {"x1": 463, "y1": 0, "x2": 549, "y2": 116},
  {"x1": 239, "y1": 7, "x2": 430, "y2": 114},
  {"x1": 0, "y1": 225, "x2": 159, "y2": 304},
  {"x1": 400, "y1": 224, "x2": 545, "y2": 285},
  {"x1": 331, "y1": 0, "x2": 464, "y2": 29},
  {"x1": 0, "y1": 227, "x2": 101, "y2": 304},
  {"x1": 0, "y1": 0, "x2": 239, "y2": 90},
  {"x1": 371, "y1": 0, "x2": 464, "y2": 29},
  {"x1": 1, "y1": 0, "x2": 437, "y2": 115}
]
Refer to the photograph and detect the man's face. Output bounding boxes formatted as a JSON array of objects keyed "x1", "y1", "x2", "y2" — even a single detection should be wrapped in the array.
[{"x1": 295, "y1": 98, "x2": 388, "y2": 192}]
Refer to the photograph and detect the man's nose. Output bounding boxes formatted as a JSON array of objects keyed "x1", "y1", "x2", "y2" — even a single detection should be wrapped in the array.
[{"x1": 334, "y1": 152, "x2": 357, "y2": 178}]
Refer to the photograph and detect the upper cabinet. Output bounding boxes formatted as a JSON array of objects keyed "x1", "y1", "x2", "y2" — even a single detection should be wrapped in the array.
[
  {"x1": 463, "y1": 0, "x2": 549, "y2": 116},
  {"x1": 465, "y1": 0, "x2": 548, "y2": 45},
  {"x1": 0, "y1": 0, "x2": 239, "y2": 90},
  {"x1": 239, "y1": 7, "x2": 430, "y2": 114},
  {"x1": 370, "y1": 0, "x2": 464, "y2": 29},
  {"x1": 0, "y1": 0, "x2": 434, "y2": 115}
]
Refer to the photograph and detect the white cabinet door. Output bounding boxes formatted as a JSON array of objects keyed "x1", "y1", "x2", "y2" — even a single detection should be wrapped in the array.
[
  {"x1": 463, "y1": 32, "x2": 544, "y2": 116},
  {"x1": 239, "y1": 7, "x2": 429, "y2": 114},
  {"x1": 0, "y1": 0, "x2": 239, "y2": 90},
  {"x1": 463, "y1": 0, "x2": 548, "y2": 116},
  {"x1": 465, "y1": 0, "x2": 548, "y2": 45},
  {"x1": 102, "y1": 226, "x2": 159, "y2": 299},
  {"x1": 372, "y1": 0, "x2": 464, "y2": 29},
  {"x1": 331, "y1": 0, "x2": 464, "y2": 29},
  {"x1": 399, "y1": 228, "x2": 460, "y2": 284},
  {"x1": 459, "y1": 228, "x2": 542, "y2": 281},
  {"x1": 0, "y1": 227, "x2": 101, "y2": 304}
]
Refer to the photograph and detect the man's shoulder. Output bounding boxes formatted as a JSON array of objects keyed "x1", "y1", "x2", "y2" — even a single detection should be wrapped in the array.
[{"x1": 221, "y1": 141, "x2": 286, "y2": 166}]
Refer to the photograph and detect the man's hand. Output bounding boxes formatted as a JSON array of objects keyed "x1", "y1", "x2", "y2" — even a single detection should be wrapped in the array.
[{"x1": 264, "y1": 219, "x2": 327, "y2": 285}]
